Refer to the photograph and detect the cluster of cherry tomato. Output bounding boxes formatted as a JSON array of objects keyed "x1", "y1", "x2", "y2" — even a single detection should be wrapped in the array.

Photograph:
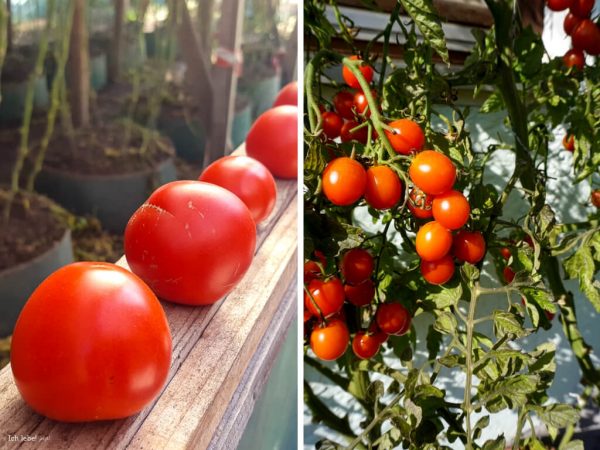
[
  {"x1": 10, "y1": 82, "x2": 298, "y2": 422},
  {"x1": 549, "y1": 0, "x2": 600, "y2": 70}
]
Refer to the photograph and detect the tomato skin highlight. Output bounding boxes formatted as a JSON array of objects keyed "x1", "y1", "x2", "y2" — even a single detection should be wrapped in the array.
[
  {"x1": 364, "y1": 166, "x2": 403, "y2": 210},
  {"x1": 408, "y1": 187, "x2": 433, "y2": 219},
  {"x1": 352, "y1": 332, "x2": 381, "y2": 359},
  {"x1": 376, "y1": 303, "x2": 411, "y2": 335},
  {"x1": 340, "y1": 120, "x2": 368, "y2": 144},
  {"x1": 333, "y1": 90, "x2": 356, "y2": 120},
  {"x1": 342, "y1": 55, "x2": 374, "y2": 89},
  {"x1": 310, "y1": 318, "x2": 350, "y2": 361},
  {"x1": 572, "y1": 20, "x2": 600, "y2": 55},
  {"x1": 384, "y1": 119, "x2": 425, "y2": 155},
  {"x1": 11, "y1": 262, "x2": 172, "y2": 422},
  {"x1": 409, "y1": 150, "x2": 456, "y2": 195},
  {"x1": 125, "y1": 180, "x2": 256, "y2": 305},
  {"x1": 421, "y1": 255, "x2": 455, "y2": 285},
  {"x1": 563, "y1": 49, "x2": 585, "y2": 70},
  {"x1": 563, "y1": 134, "x2": 575, "y2": 152},
  {"x1": 245, "y1": 105, "x2": 298, "y2": 179},
  {"x1": 304, "y1": 277, "x2": 345, "y2": 317},
  {"x1": 272, "y1": 81, "x2": 297, "y2": 107},
  {"x1": 564, "y1": 12, "x2": 582, "y2": 35},
  {"x1": 452, "y1": 230, "x2": 486, "y2": 264},
  {"x1": 415, "y1": 221, "x2": 453, "y2": 262},
  {"x1": 321, "y1": 111, "x2": 344, "y2": 139},
  {"x1": 199, "y1": 155, "x2": 276, "y2": 224},
  {"x1": 341, "y1": 248, "x2": 374, "y2": 284},
  {"x1": 546, "y1": 0, "x2": 572, "y2": 11},
  {"x1": 432, "y1": 190, "x2": 470, "y2": 230},
  {"x1": 344, "y1": 279, "x2": 375, "y2": 307},
  {"x1": 353, "y1": 90, "x2": 377, "y2": 117},
  {"x1": 322, "y1": 157, "x2": 367, "y2": 206}
]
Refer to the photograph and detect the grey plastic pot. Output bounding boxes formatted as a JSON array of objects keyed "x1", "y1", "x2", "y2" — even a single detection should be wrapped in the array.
[
  {"x1": 0, "y1": 228, "x2": 73, "y2": 338},
  {"x1": 36, "y1": 157, "x2": 177, "y2": 233}
]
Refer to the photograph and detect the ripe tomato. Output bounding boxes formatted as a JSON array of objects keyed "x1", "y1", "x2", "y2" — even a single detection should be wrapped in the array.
[
  {"x1": 563, "y1": 134, "x2": 575, "y2": 152},
  {"x1": 11, "y1": 262, "x2": 172, "y2": 422},
  {"x1": 310, "y1": 318, "x2": 349, "y2": 361},
  {"x1": 452, "y1": 230, "x2": 486, "y2": 264},
  {"x1": 432, "y1": 190, "x2": 470, "y2": 230},
  {"x1": 503, "y1": 266, "x2": 516, "y2": 283},
  {"x1": 198, "y1": 155, "x2": 276, "y2": 224},
  {"x1": 364, "y1": 166, "x2": 403, "y2": 210},
  {"x1": 272, "y1": 81, "x2": 297, "y2": 107},
  {"x1": 352, "y1": 332, "x2": 380, "y2": 359},
  {"x1": 564, "y1": 12, "x2": 583, "y2": 35},
  {"x1": 591, "y1": 189, "x2": 600, "y2": 208},
  {"x1": 376, "y1": 303, "x2": 411, "y2": 335},
  {"x1": 546, "y1": 0, "x2": 572, "y2": 10},
  {"x1": 304, "y1": 309, "x2": 312, "y2": 323},
  {"x1": 333, "y1": 90, "x2": 356, "y2": 120},
  {"x1": 340, "y1": 120, "x2": 368, "y2": 144},
  {"x1": 500, "y1": 247, "x2": 512, "y2": 260},
  {"x1": 304, "y1": 261, "x2": 322, "y2": 284},
  {"x1": 341, "y1": 248, "x2": 374, "y2": 284},
  {"x1": 304, "y1": 277, "x2": 345, "y2": 317},
  {"x1": 415, "y1": 221, "x2": 453, "y2": 262},
  {"x1": 572, "y1": 20, "x2": 600, "y2": 55},
  {"x1": 408, "y1": 187, "x2": 433, "y2": 219},
  {"x1": 321, "y1": 111, "x2": 343, "y2": 139},
  {"x1": 353, "y1": 90, "x2": 377, "y2": 117},
  {"x1": 421, "y1": 255, "x2": 455, "y2": 285},
  {"x1": 245, "y1": 105, "x2": 297, "y2": 179},
  {"x1": 409, "y1": 150, "x2": 456, "y2": 195},
  {"x1": 342, "y1": 55, "x2": 374, "y2": 89},
  {"x1": 344, "y1": 279, "x2": 375, "y2": 307},
  {"x1": 322, "y1": 157, "x2": 367, "y2": 206},
  {"x1": 563, "y1": 49, "x2": 585, "y2": 70},
  {"x1": 384, "y1": 119, "x2": 425, "y2": 155},
  {"x1": 125, "y1": 181, "x2": 256, "y2": 305},
  {"x1": 570, "y1": 0, "x2": 594, "y2": 17},
  {"x1": 368, "y1": 322, "x2": 389, "y2": 344}
]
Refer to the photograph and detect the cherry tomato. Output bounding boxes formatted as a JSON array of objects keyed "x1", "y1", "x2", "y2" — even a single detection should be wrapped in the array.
[
  {"x1": 500, "y1": 247, "x2": 512, "y2": 260},
  {"x1": 11, "y1": 262, "x2": 172, "y2": 422},
  {"x1": 364, "y1": 166, "x2": 403, "y2": 210},
  {"x1": 333, "y1": 90, "x2": 356, "y2": 120},
  {"x1": 368, "y1": 322, "x2": 389, "y2": 344},
  {"x1": 503, "y1": 266, "x2": 516, "y2": 283},
  {"x1": 304, "y1": 277, "x2": 345, "y2": 317},
  {"x1": 322, "y1": 157, "x2": 367, "y2": 206},
  {"x1": 245, "y1": 105, "x2": 297, "y2": 179},
  {"x1": 563, "y1": 49, "x2": 585, "y2": 70},
  {"x1": 322, "y1": 111, "x2": 343, "y2": 139},
  {"x1": 304, "y1": 261, "x2": 322, "y2": 284},
  {"x1": 272, "y1": 81, "x2": 297, "y2": 107},
  {"x1": 199, "y1": 155, "x2": 276, "y2": 224},
  {"x1": 409, "y1": 150, "x2": 456, "y2": 195},
  {"x1": 314, "y1": 249, "x2": 327, "y2": 266},
  {"x1": 432, "y1": 190, "x2": 470, "y2": 230},
  {"x1": 342, "y1": 55, "x2": 374, "y2": 90},
  {"x1": 304, "y1": 309, "x2": 313, "y2": 323},
  {"x1": 376, "y1": 303, "x2": 411, "y2": 335},
  {"x1": 591, "y1": 190, "x2": 600, "y2": 208},
  {"x1": 452, "y1": 230, "x2": 486, "y2": 264},
  {"x1": 384, "y1": 119, "x2": 425, "y2": 155},
  {"x1": 408, "y1": 187, "x2": 433, "y2": 219},
  {"x1": 344, "y1": 279, "x2": 375, "y2": 307},
  {"x1": 421, "y1": 255, "x2": 455, "y2": 285},
  {"x1": 125, "y1": 181, "x2": 256, "y2": 305},
  {"x1": 564, "y1": 12, "x2": 583, "y2": 35},
  {"x1": 572, "y1": 20, "x2": 600, "y2": 55},
  {"x1": 546, "y1": 0, "x2": 572, "y2": 10},
  {"x1": 310, "y1": 318, "x2": 349, "y2": 361},
  {"x1": 352, "y1": 332, "x2": 380, "y2": 359},
  {"x1": 570, "y1": 0, "x2": 594, "y2": 17},
  {"x1": 341, "y1": 248, "x2": 374, "y2": 284},
  {"x1": 563, "y1": 134, "x2": 575, "y2": 152},
  {"x1": 340, "y1": 120, "x2": 368, "y2": 144},
  {"x1": 416, "y1": 221, "x2": 453, "y2": 262},
  {"x1": 353, "y1": 90, "x2": 377, "y2": 117}
]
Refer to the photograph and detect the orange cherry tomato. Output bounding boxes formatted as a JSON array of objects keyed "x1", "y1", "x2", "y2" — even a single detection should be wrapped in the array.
[
  {"x1": 352, "y1": 332, "x2": 381, "y2": 359},
  {"x1": 364, "y1": 166, "x2": 403, "y2": 210},
  {"x1": 591, "y1": 190, "x2": 600, "y2": 208},
  {"x1": 421, "y1": 254, "x2": 455, "y2": 285},
  {"x1": 452, "y1": 230, "x2": 486, "y2": 264},
  {"x1": 310, "y1": 318, "x2": 350, "y2": 361},
  {"x1": 376, "y1": 303, "x2": 411, "y2": 335},
  {"x1": 408, "y1": 187, "x2": 433, "y2": 219},
  {"x1": 409, "y1": 150, "x2": 456, "y2": 195},
  {"x1": 344, "y1": 279, "x2": 375, "y2": 307},
  {"x1": 384, "y1": 119, "x2": 425, "y2": 155},
  {"x1": 432, "y1": 190, "x2": 470, "y2": 230},
  {"x1": 342, "y1": 55, "x2": 374, "y2": 89},
  {"x1": 340, "y1": 248, "x2": 374, "y2": 284},
  {"x1": 416, "y1": 221, "x2": 453, "y2": 262},
  {"x1": 322, "y1": 157, "x2": 367, "y2": 206},
  {"x1": 563, "y1": 134, "x2": 575, "y2": 152},
  {"x1": 304, "y1": 277, "x2": 345, "y2": 318}
]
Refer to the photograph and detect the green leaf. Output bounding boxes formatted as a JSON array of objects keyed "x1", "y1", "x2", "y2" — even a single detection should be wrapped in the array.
[
  {"x1": 439, "y1": 354, "x2": 464, "y2": 368},
  {"x1": 399, "y1": 0, "x2": 450, "y2": 65},
  {"x1": 493, "y1": 310, "x2": 528, "y2": 339},
  {"x1": 461, "y1": 263, "x2": 480, "y2": 283},
  {"x1": 481, "y1": 435, "x2": 506, "y2": 450},
  {"x1": 481, "y1": 374, "x2": 539, "y2": 412},
  {"x1": 530, "y1": 403, "x2": 579, "y2": 429},
  {"x1": 433, "y1": 310, "x2": 457, "y2": 335},
  {"x1": 423, "y1": 278, "x2": 463, "y2": 309},
  {"x1": 564, "y1": 244, "x2": 600, "y2": 312},
  {"x1": 426, "y1": 325, "x2": 443, "y2": 362},
  {"x1": 473, "y1": 415, "x2": 489, "y2": 441},
  {"x1": 562, "y1": 440, "x2": 585, "y2": 450},
  {"x1": 480, "y1": 92, "x2": 504, "y2": 113}
]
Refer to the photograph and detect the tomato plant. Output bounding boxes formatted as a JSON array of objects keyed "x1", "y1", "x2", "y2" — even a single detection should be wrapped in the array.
[{"x1": 304, "y1": 0, "x2": 600, "y2": 448}]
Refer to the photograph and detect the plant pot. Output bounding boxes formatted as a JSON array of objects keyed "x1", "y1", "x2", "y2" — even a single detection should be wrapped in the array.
[
  {"x1": 0, "y1": 76, "x2": 49, "y2": 122},
  {"x1": 231, "y1": 95, "x2": 252, "y2": 148},
  {"x1": 90, "y1": 51, "x2": 108, "y2": 91},
  {"x1": 157, "y1": 112, "x2": 206, "y2": 163},
  {"x1": 243, "y1": 72, "x2": 282, "y2": 120},
  {"x1": 0, "y1": 227, "x2": 73, "y2": 338}
]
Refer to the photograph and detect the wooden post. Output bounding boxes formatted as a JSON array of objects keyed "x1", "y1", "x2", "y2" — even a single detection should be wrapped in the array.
[
  {"x1": 68, "y1": 0, "x2": 90, "y2": 128},
  {"x1": 198, "y1": 0, "x2": 214, "y2": 55},
  {"x1": 205, "y1": 0, "x2": 245, "y2": 165},
  {"x1": 6, "y1": 0, "x2": 11, "y2": 52},
  {"x1": 109, "y1": 0, "x2": 128, "y2": 82}
]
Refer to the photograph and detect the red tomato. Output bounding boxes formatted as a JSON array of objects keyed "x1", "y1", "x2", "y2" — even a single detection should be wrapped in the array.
[
  {"x1": 364, "y1": 166, "x2": 403, "y2": 210},
  {"x1": 421, "y1": 255, "x2": 455, "y2": 285},
  {"x1": 352, "y1": 332, "x2": 380, "y2": 359},
  {"x1": 272, "y1": 81, "x2": 297, "y2": 107},
  {"x1": 304, "y1": 309, "x2": 312, "y2": 323},
  {"x1": 564, "y1": 12, "x2": 583, "y2": 35},
  {"x1": 310, "y1": 318, "x2": 349, "y2": 361},
  {"x1": 415, "y1": 221, "x2": 453, "y2": 262},
  {"x1": 432, "y1": 190, "x2": 470, "y2": 230},
  {"x1": 199, "y1": 155, "x2": 276, "y2": 224},
  {"x1": 11, "y1": 262, "x2": 172, "y2": 422},
  {"x1": 322, "y1": 157, "x2": 367, "y2": 206},
  {"x1": 340, "y1": 120, "x2": 368, "y2": 144},
  {"x1": 563, "y1": 49, "x2": 585, "y2": 70},
  {"x1": 342, "y1": 55, "x2": 374, "y2": 89},
  {"x1": 368, "y1": 322, "x2": 389, "y2": 344},
  {"x1": 591, "y1": 189, "x2": 600, "y2": 208},
  {"x1": 408, "y1": 187, "x2": 433, "y2": 219},
  {"x1": 376, "y1": 303, "x2": 411, "y2": 335},
  {"x1": 452, "y1": 230, "x2": 486, "y2": 264},
  {"x1": 572, "y1": 20, "x2": 600, "y2": 55},
  {"x1": 304, "y1": 261, "x2": 322, "y2": 284},
  {"x1": 547, "y1": 0, "x2": 572, "y2": 10},
  {"x1": 570, "y1": 0, "x2": 594, "y2": 17},
  {"x1": 384, "y1": 119, "x2": 425, "y2": 155},
  {"x1": 353, "y1": 90, "x2": 377, "y2": 117},
  {"x1": 245, "y1": 105, "x2": 297, "y2": 179},
  {"x1": 333, "y1": 90, "x2": 356, "y2": 120},
  {"x1": 125, "y1": 181, "x2": 256, "y2": 305},
  {"x1": 409, "y1": 150, "x2": 457, "y2": 195},
  {"x1": 563, "y1": 134, "x2": 575, "y2": 152},
  {"x1": 304, "y1": 277, "x2": 345, "y2": 317},
  {"x1": 321, "y1": 111, "x2": 344, "y2": 139},
  {"x1": 500, "y1": 247, "x2": 512, "y2": 260},
  {"x1": 344, "y1": 279, "x2": 375, "y2": 307},
  {"x1": 503, "y1": 266, "x2": 516, "y2": 283},
  {"x1": 341, "y1": 248, "x2": 374, "y2": 284},
  {"x1": 314, "y1": 249, "x2": 327, "y2": 266}
]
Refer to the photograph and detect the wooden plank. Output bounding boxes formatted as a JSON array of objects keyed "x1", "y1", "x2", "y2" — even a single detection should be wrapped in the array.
[{"x1": 67, "y1": 0, "x2": 90, "y2": 128}]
